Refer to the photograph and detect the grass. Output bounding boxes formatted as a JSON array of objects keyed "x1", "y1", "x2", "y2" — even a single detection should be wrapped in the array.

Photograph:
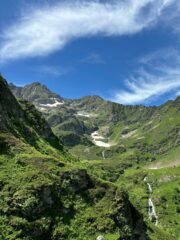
[
  {"x1": 115, "y1": 165, "x2": 180, "y2": 239},
  {"x1": 1, "y1": 76, "x2": 179, "y2": 239}
]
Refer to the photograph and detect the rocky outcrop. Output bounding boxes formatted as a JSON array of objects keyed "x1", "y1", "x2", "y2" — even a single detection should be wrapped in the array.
[
  {"x1": 113, "y1": 190, "x2": 148, "y2": 240},
  {"x1": 9, "y1": 82, "x2": 63, "y2": 103},
  {"x1": 0, "y1": 75, "x2": 63, "y2": 152},
  {"x1": 61, "y1": 169, "x2": 93, "y2": 193}
]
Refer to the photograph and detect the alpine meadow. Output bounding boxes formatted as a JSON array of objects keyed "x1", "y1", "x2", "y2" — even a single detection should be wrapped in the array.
[{"x1": 0, "y1": 1, "x2": 180, "y2": 240}]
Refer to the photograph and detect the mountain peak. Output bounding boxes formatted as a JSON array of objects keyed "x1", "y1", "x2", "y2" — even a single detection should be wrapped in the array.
[
  {"x1": 25, "y1": 81, "x2": 48, "y2": 89},
  {"x1": 10, "y1": 81, "x2": 63, "y2": 103},
  {"x1": 80, "y1": 95, "x2": 104, "y2": 101},
  {"x1": 0, "y1": 74, "x2": 63, "y2": 152}
]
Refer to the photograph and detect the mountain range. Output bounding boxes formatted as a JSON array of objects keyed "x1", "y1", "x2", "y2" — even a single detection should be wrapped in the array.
[
  {"x1": 10, "y1": 82, "x2": 180, "y2": 164},
  {"x1": 0, "y1": 76, "x2": 179, "y2": 239}
]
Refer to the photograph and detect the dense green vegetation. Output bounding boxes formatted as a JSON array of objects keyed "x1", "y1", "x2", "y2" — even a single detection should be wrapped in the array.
[
  {"x1": 10, "y1": 82, "x2": 180, "y2": 163},
  {"x1": 1, "y1": 76, "x2": 148, "y2": 240},
  {"x1": 0, "y1": 77, "x2": 179, "y2": 239}
]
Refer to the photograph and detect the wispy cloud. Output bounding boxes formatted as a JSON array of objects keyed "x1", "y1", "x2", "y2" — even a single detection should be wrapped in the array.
[
  {"x1": 80, "y1": 53, "x2": 105, "y2": 64},
  {"x1": 0, "y1": 0, "x2": 178, "y2": 62},
  {"x1": 37, "y1": 65, "x2": 70, "y2": 77},
  {"x1": 111, "y1": 49, "x2": 180, "y2": 105}
]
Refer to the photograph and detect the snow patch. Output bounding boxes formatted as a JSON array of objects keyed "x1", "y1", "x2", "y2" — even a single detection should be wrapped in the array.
[
  {"x1": 77, "y1": 112, "x2": 91, "y2": 118},
  {"x1": 91, "y1": 131, "x2": 105, "y2": 140},
  {"x1": 37, "y1": 107, "x2": 48, "y2": 112},
  {"x1": 76, "y1": 111, "x2": 97, "y2": 118},
  {"x1": 121, "y1": 129, "x2": 137, "y2": 138},
  {"x1": 93, "y1": 141, "x2": 112, "y2": 148},
  {"x1": 91, "y1": 131, "x2": 112, "y2": 148},
  {"x1": 39, "y1": 98, "x2": 64, "y2": 108}
]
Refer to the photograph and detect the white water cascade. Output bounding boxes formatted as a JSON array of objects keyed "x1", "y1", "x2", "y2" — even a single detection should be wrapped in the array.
[
  {"x1": 144, "y1": 177, "x2": 158, "y2": 225},
  {"x1": 96, "y1": 236, "x2": 105, "y2": 240},
  {"x1": 102, "y1": 150, "x2": 105, "y2": 160}
]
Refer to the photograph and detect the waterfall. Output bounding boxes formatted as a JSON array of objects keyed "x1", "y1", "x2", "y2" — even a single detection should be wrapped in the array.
[
  {"x1": 102, "y1": 150, "x2": 105, "y2": 160},
  {"x1": 147, "y1": 183, "x2": 152, "y2": 193},
  {"x1": 148, "y1": 197, "x2": 158, "y2": 225},
  {"x1": 144, "y1": 176, "x2": 158, "y2": 225}
]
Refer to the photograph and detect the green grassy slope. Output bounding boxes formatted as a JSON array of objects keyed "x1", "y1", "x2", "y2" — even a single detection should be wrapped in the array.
[
  {"x1": 116, "y1": 165, "x2": 180, "y2": 239},
  {"x1": 1, "y1": 75, "x2": 149, "y2": 240},
  {"x1": 6, "y1": 77, "x2": 180, "y2": 239},
  {"x1": 10, "y1": 82, "x2": 180, "y2": 165}
]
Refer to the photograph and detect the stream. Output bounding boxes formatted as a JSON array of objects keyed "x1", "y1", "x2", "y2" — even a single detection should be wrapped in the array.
[{"x1": 144, "y1": 177, "x2": 158, "y2": 225}]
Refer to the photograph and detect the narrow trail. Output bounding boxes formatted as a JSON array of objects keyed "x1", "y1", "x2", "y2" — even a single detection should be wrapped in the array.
[
  {"x1": 144, "y1": 177, "x2": 158, "y2": 226},
  {"x1": 148, "y1": 158, "x2": 180, "y2": 170}
]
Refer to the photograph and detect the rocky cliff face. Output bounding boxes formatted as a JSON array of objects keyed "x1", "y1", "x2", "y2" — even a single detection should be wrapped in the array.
[
  {"x1": 0, "y1": 76, "x2": 64, "y2": 154},
  {"x1": 10, "y1": 82, "x2": 64, "y2": 103},
  {"x1": 0, "y1": 78, "x2": 23, "y2": 131}
]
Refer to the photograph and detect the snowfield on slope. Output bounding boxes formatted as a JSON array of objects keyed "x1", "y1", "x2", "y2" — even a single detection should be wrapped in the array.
[
  {"x1": 39, "y1": 98, "x2": 64, "y2": 108},
  {"x1": 76, "y1": 111, "x2": 97, "y2": 118},
  {"x1": 121, "y1": 129, "x2": 137, "y2": 139},
  {"x1": 91, "y1": 131, "x2": 112, "y2": 148}
]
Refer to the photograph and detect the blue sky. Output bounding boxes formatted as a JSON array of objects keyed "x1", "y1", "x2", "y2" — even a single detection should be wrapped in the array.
[{"x1": 0, "y1": 0, "x2": 180, "y2": 105}]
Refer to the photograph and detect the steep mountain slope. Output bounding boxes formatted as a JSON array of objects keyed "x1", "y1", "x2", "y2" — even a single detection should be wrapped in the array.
[
  {"x1": 1, "y1": 75, "x2": 151, "y2": 240},
  {"x1": 10, "y1": 82, "x2": 180, "y2": 165},
  {"x1": 9, "y1": 80, "x2": 180, "y2": 240},
  {"x1": 10, "y1": 82, "x2": 64, "y2": 104},
  {"x1": 1, "y1": 80, "x2": 66, "y2": 156}
]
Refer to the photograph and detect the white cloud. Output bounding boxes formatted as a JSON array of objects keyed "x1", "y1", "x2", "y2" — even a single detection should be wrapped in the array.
[
  {"x1": 111, "y1": 49, "x2": 180, "y2": 105},
  {"x1": 0, "y1": 0, "x2": 178, "y2": 62},
  {"x1": 37, "y1": 65, "x2": 69, "y2": 77},
  {"x1": 176, "y1": 91, "x2": 180, "y2": 96},
  {"x1": 80, "y1": 53, "x2": 105, "y2": 64},
  {"x1": 139, "y1": 48, "x2": 180, "y2": 65}
]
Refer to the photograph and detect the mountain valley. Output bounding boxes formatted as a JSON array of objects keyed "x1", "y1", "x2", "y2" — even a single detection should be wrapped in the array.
[
  {"x1": 10, "y1": 82, "x2": 180, "y2": 164},
  {"x1": 0, "y1": 76, "x2": 179, "y2": 240}
]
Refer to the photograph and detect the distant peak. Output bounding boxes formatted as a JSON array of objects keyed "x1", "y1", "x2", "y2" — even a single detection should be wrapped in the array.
[
  {"x1": 80, "y1": 95, "x2": 104, "y2": 101},
  {"x1": 9, "y1": 81, "x2": 64, "y2": 102},
  {"x1": 9, "y1": 82, "x2": 16, "y2": 86},
  {"x1": 25, "y1": 82, "x2": 46, "y2": 88}
]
